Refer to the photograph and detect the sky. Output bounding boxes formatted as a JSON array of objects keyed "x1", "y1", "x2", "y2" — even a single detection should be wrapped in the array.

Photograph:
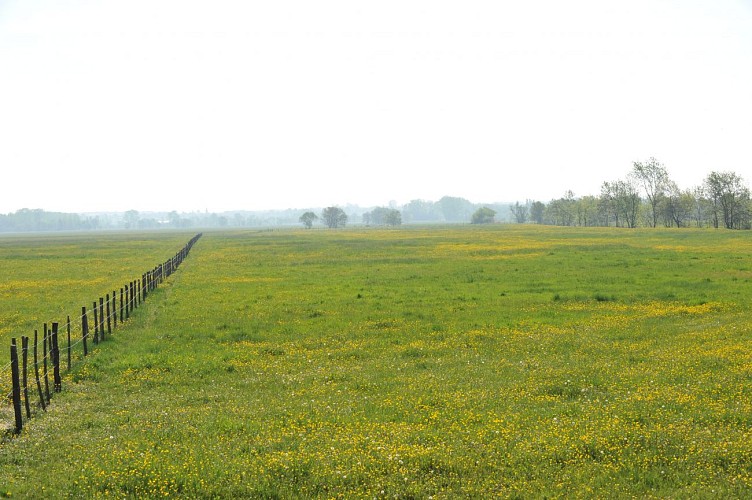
[{"x1": 1, "y1": 0, "x2": 751, "y2": 213}]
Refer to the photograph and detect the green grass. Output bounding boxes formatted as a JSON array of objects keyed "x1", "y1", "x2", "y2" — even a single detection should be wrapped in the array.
[
  {"x1": 1, "y1": 225, "x2": 752, "y2": 497},
  {"x1": 0, "y1": 230, "x2": 197, "y2": 339}
]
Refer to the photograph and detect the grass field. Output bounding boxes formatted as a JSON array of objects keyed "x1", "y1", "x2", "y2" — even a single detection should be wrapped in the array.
[{"x1": 1, "y1": 225, "x2": 752, "y2": 498}]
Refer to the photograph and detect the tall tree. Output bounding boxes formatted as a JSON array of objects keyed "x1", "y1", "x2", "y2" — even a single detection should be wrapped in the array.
[
  {"x1": 320, "y1": 207, "x2": 348, "y2": 228},
  {"x1": 632, "y1": 157, "x2": 670, "y2": 228}
]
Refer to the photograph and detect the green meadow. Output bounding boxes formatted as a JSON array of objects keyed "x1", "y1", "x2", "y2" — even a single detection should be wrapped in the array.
[{"x1": 1, "y1": 225, "x2": 752, "y2": 498}]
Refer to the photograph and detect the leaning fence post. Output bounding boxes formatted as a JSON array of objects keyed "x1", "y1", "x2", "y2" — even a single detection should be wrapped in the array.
[
  {"x1": 51, "y1": 322, "x2": 61, "y2": 393},
  {"x1": 22, "y1": 336, "x2": 31, "y2": 419},
  {"x1": 81, "y1": 306, "x2": 89, "y2": 356},
  {"x1": 11, "y1": 338, "x2": 23, "y2": 433},
  {"x1": 33, "y1": 330, "x2": 45, "y2": 411}
]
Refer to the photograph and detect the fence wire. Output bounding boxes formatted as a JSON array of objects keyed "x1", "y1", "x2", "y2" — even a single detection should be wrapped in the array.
[{"x1": 1, "y1": 233, "x2": 202, "y2": 432}]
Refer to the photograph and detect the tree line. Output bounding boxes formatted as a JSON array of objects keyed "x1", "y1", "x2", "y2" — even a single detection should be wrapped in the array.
[
  {"x1": 6, "y1": 161, "x2": 748, "y2": 232},
  {"x1": 0, "y1": 209, "x2": 101, "y2": 232},
  {"x1": 513, "y1": 160, "x2": 751, "y2": 229},
  {"x1": 300, "y1": 160, "x2": 751, "y2": 230}
]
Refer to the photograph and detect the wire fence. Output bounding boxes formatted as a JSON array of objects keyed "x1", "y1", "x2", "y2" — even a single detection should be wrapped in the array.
[{"x1": 1, "y1": 233, "x2": 202, "y2": 434}]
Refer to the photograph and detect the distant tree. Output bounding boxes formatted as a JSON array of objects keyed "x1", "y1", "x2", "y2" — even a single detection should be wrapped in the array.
[
  {"x1": 576, "y1": 196, "x2": 600, "y2": 226},
  {"x1": 660, "y1": 181, "x2": 694, "y2": 228},
  {"x1": 632, "y1": 157, "x2": 670, "y2": 227},
  {"x1": 471, "y1": 207, "x2": 496, "y2": 224},
  {"x1": 510, "y1": 202, "x2": 528, "y2": 224},
  {"x1": 529, "y1": 201, "x2": 545, "y2": 224},
  {"x1": 363, "y1": 207, "x2": 402, "y2": 227},
  {"x1": 599, "y1": 183, "x2": 618, "y2": 227},
  {"x1": 321, "y1": 207, "x2": 347, "y2": 228},
  {"x1": 232, "y1": 213, "x2": 247, "y2": 227},
  {"x1": 437, "y1": 196, "x2": 474, "y2": 222},
  {"x1": 545, "y1": 191, "x2": 577, "y2": 226},
  {"x1": 601, "y1": 180, "x2": 640, "y2": 228},
  {"x1": 168, "y1": 211, "x2": 181, "y2": 227},
  {"x1": 299, "y1": 211, "x2": 318, "y2": 229},
  {"x1": 123, "y1": 210, "x2": 140, "y2": 229},
  {"x1": 138, "y1": 218, "x2": 159, "y2": 229},
  {"x1": 366, "y1": 207, "x2": 388, "y2": 225},
  {"x1": 384, "y1": 209, "x2": 402, "y2": 227},
  {"x1": 617, "y1": 180, "x2": 641, "y2": 228},
  {"x1": 704, "y1": 171, "x2": 750, "y2": 229},
  {"x1": 544, "y1": 199, "x2": 566, "y2": 226},
  {"x1": 402, "y1": 199, "x2": 439, "y2": 222},
  {"x1": 690, "y1": 186, "x2": 709, "y2": 228}
]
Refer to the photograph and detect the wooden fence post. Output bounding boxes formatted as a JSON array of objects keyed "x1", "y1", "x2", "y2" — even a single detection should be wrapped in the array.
[
  {"x1": 106, "y1": 294, "x2": 112, "y2": 335},
  {"x1": 81, "y1": 306, "x2": 89, "y2": 356},
  {"x1": 42, "y1": 324, "x2": 50, "y2": 403},
  {"x1": 10, "y1": 338, "x2": 23, "y2": 433},
  {"x1": 67, "y1": 315, "x2": 71, "y2": 371},
  {"x1": 51, "y1": 322, "x2": 61, "y2": 393},
  {"x1": 112, "y1": 291, "x2": 117, "y2": 328},
  {"x1": 33, "y1": 330, "x2": 45, "y2": 411},
  {"x1": 99, "y1": 297, "x2": 105, "y2": 340},
  {"x1": 120, "y1": 287, "x2": 124, "y2": 323},
  {"x1": 93, "y1": 301, "x2": 99, "y2": 344},
  {"x1": 22, "y1": 336, "x2": 31, "y2": 419}
]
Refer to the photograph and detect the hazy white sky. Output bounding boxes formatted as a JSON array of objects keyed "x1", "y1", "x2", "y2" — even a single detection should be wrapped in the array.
[{"x1": 1, "y1": 0, "x2": 750, "y2": 213}]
